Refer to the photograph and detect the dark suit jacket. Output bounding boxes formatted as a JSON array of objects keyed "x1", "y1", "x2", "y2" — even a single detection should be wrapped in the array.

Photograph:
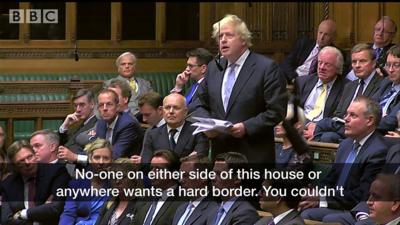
[
  {"x1": 59, "y1": 115, "x2": 97, "y2": 153},
  {"x1": 280, "y1": 36, "x2": 317, "y2": 82},
  {"x1": 176, "y1": 80, "x2": 204, "y2": 114},
  {"x1": 1, "y1": 163, "x2": 70, "y2": 225},
  {"x1": 351, "y1": 143, "x2": 400, "y2": 215},
  {"x1": 95, "y1": 198, "x2": 137, "y2": 225},
  {"x1": 321, "y1": 131, "x2": 388, "y2": 210},
  {"x1": 195, "y1": 51, "x2": 287, "y2": 163},
  {"x1": 132, "y1": 194, "x2": 183, "y2": 225},
  {"x1": 254, "y1": 210, "x2": 305, "y2": 225},
  {"x1": 96, "y1": 112, "x2": 143, "y2": 159},
  {"x1": 206, "y1": 198, "x2": 260, "y2": 225},
  {"x1": 172, "y1": 196, "x2": 218, "y2": 225},
  {"x1": 334, "y1": 73, "x2": 382, "y2": 118},
  {"x1": 296, "y1": 75, "x2": 348, "y2": 120},
  {"x1": 141, "y1": 121, "x2": 209, "y2": 164},
  {"x1": 376, "y1": 78, "x2": 400, "y2": 133},
  {"x1": 371, "y1": 43, "x2": 396, "y2": 69}
]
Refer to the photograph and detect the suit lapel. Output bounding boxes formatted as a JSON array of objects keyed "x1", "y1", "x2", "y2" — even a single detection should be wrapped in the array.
[
  {"x1": 151, "y1": 199, "x2": 173, "y2": 225},
  {"x1": 215, "y1": 59, "x2": 228, "y2": 115},
  {"x1": 185, "y1": 199, "x2": 208, "y2": 225},
  {"x1": 226, "y1": 53, "x2": 256, "y2": 114},
  {"x1": 302, "y1": 76, "x2": 318, "y2": 106},
  {"x1": 363, "y1": 74, "x2": 380, "y2": 97},
  {"x1": 276, "y1": 210, "x2": 299, "y2": 225},
  {"x1": 324, "y1": 78, "x2": 341, "y2": 117},
  {"x1": 160, "y1": 125, "x2": 171, "y2": 149},
  {"x1": 175, "y1": 122, "x2": 191, "y2": 155}
]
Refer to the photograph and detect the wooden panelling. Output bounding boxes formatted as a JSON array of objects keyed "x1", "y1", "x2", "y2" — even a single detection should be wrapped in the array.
[{"x1": 331, "y1": 2, "x2": 354, "y2": 49}]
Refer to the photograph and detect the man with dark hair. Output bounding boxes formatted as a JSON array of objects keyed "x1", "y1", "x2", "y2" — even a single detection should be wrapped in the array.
[
  {"x1": 171, "y1": 48, "x2": 214, "y2": 113},
  {"x1": 300, "y1": 96, "x2": 388, "y2": 222},
  {"x1": 59, "y1": 88, "x2": 97, "y2": 153},
  {"x1": 207, "y1": 152, "x2": 260, "y2": 225},
  {"x1": 1, "y1": 140, "x2": 70, "y2": 225},
  {"x1": 172, "y1": 154, "x2": 218, "y2": 225},
  {"x1": 133, "y1": 149, "x2": 182, "y2": 225},
  {"x1": 255, "y1": 176, "x2": 306, "y2": 225}
]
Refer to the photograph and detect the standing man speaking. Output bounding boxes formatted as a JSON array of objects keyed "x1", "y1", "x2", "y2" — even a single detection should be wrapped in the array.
[{"x1": 195, "y1": 14, "x2": 287, "y2": 163}]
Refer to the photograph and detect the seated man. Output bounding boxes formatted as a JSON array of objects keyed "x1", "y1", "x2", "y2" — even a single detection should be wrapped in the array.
[
  {"x1": 312, "y1": 43, "x2": 383, "y2": 143},
  {"x1": 1, "y1": 140, "x2": 70, "y2": 225},
  {"x1": 30, "y1": 129, "x2": 59, "y2": 163},
  {"x1": 59, "y1": 88, "x2": 97, "y2": 153},
  {"x1": 171, "y1": 48, "x2": 213, "y2": 114},
  {"x1": 141, "y1": 93, "x2": 209, "y2": 164},
  {"x1": 96, "y1": 89, "x2": 143, "y2": 158},
  {"x1": 346, "y1": 16, "x2": 397, "y2": 81},
  {"x1": 280, "y1": 19, "x2": 339, "y2": 84},
  {"x1": 255, "y1": 175, "x2": 306, "y2": 225},
  {"x1": 295, "y1": 46, "x2": 348, "y2": 139},
  {"x1": 207, "y1": 152, "x2": 260, "y2": 225},
  {"x1": 132, "y1": 150, "x2": 183, "y2": 225},
  {"x1": 300, "y1": 96, "x2": 388, "y2": 222},
  {"x1": 105, "y1": 51, "x2": 153, "y2": 115},
  {"x1": 172, "y1": 154, "x2": 218, "y2": 225}
]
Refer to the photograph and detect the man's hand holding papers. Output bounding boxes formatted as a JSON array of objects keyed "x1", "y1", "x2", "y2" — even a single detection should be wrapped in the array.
[{"x1": 191, "y1": 117, "x2": 234, "y2": 138}]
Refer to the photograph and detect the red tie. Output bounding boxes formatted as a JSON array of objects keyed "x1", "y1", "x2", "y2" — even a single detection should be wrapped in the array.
[{"x1": 27, "y1": 177, "x2": 36, "y2": 208}]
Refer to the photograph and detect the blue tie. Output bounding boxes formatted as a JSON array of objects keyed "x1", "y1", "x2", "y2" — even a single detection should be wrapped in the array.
[
  {"x1": 223, "y1": 64, "x2": 237, "y2": 111},
  {"x1": 178, "y1": 202, "x2": 194, "y2": 225},
  {"x1": 213, "y1": 206, "x2": 225, "y2": 225},
  {"x1": 380, "y1": 86, "x2": 396, "y2": 109},
  {"x1": 185, "y1": 82, "x2": 199, "y2": 104},
  {"x1": 143, "y1": 200, "x2": 158, "y2": 225},
  {"x1": 337, "y1": 142, "x2": 360, "y2": 187},
  {"x1": 375, "y1": 48, "x2": 382, "y2": 59}
]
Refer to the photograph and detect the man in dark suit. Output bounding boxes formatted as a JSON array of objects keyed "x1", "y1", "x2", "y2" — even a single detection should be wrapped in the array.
[
  {"x1": 133, "y1": 150, "x2": 183, "y2": 225},
  {"x1": 59, "y1": 88, "x2": 97, "y2": 153},
  {"x1": 1, "y1": 140, "x2": 70, "y2": 225},
  {"x1": 346, "y1": 17, "x2": 397, "y2": 81},
  {"x1": 141, "y1": 93, "x2": 209, "y2": 164},
  {"x1": 323, "y1": 143, "x2": 400, "y2": 225},
  {"x1": 30, "y1": 129, "x2": 59, "y2": 163},
  {"x1": 207, "y1": 152, "x2": 260, "y2": 225},
  {"x1": 96, "y1": 89, "x2": 143, "y2": 158},
  {"x1": 300, "y1": 96, "x2": 388, "y2": 222},
  {"x1": 172, "y1": 154, "x2": 218, "y2": 225},
  {"x1": 280, "y1": 19, "x2": 338, "y2": 83},
  {"x1": 255, "y1": 176, "x2": 305, "y2": 225},
  {"x1": 313, "y1": 43, "x2": 383, "y2": 143},
  {"x1": 195, "y1": 14, "x2": 287, "y2": 164},
  {"x1": 295, "y1": 46, "x2": 348, "y2": 140},
  {"x1": 171, "y1": 48, "x2": 214, "y2": 114}
]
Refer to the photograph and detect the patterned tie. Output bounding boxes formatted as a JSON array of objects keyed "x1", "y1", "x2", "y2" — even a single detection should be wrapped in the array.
[
  {"x1": 380, "y1": 86, "x2": 396, "y2": 110},
  {"x1": 143, "y1": 200, "x2": 158, "y2": 225},
  {"x1": 178, "y1": 202, "x2": 194, "y2": 225},
  {"x1": 355, "y1": 79, "x2": 365, "y2": 97},
  {"x1": 129, "y1": 79, "x2": 137, "y2": 94},
  {"x1": 337, "y1": 142, "x2": 360, "y2": 187},
  {"x1": 27, "y1": 177, "x2": 36, "y2": 208},
  {"x1": 306, "y1": 83, "x2": 328, "y2": 121},
  {"x1": 169, "y1": 129, "x2": 178, "y2": 150},
  {"x1": 105, "y1": 126, "x2": 113, "y2": 144},
  {"x1": 223, "y1": 64, "x2": 237, "y2": 111},
  {"x1": 309, "y1": 46, "x2": 320, "y2": 75},
  {"x1": 185, "y1": 82, "x2": 199, "y2": 104},
  {"x1": 213, "y1": 206, "x2": 225, "y2": 225},
  {"x1": 375, "y1": 48, "x2": 382, "y2": 59}
]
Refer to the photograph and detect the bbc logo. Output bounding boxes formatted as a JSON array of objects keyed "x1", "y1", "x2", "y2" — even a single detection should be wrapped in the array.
[{"x1": 9, "y1": 9, "x2": 58, "y2": 24}]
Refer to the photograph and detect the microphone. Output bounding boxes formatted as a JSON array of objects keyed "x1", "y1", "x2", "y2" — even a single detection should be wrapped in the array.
[
  {"x1": 215, "y1": 52, "x2": 224, "y2": 71},
  {"x1": 74, "y1": 42, "x2": 79, "y2": 61}
]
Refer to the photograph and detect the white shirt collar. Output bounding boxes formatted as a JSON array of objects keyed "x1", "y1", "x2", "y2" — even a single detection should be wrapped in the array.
[{"x1": 274, "y1": 209, "x2": 295, "y2": 225}]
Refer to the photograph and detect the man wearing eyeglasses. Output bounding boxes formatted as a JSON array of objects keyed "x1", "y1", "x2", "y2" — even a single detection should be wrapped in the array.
[
  {"x1": 346, "y1": 17, "x2": 397, "y2": 81},
  {"x1": 171, "y1": 48, "x2": 213, "y2": 114}
]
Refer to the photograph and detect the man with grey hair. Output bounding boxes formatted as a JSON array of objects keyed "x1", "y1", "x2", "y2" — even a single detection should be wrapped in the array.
[
  {"x1": 295, "y1": 46, "x2": 349, "y2": 140},
  {"x1": 106, "y1": 52, "x2": 153, "y2": 115},
  {"x1": 195, "y1": 14, "x2": 287, "y2": 164},
  {"x1": 30, "y1": 129, "x2": 60, "y2": 163}
]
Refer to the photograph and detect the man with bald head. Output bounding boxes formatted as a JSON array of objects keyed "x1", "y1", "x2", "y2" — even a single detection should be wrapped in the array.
[
  {"x1": 105, "y1": 52, "x2": 153, "y2": 115},
  {"x1": 141, "y1": 93, "x2": 209, "y2": 164},
  {"x1": 281, "y1": 19, "x2": 343, "y2": 83},
  {"x1": 346, "y1": 16, "x2": 397, "y2": 81}
]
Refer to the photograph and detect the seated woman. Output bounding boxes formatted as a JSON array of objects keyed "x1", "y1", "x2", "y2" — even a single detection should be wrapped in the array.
[
  {"x1": 95, "y1": 158, "x2": 143, "y2": 225},
  {"x1": 59, "y1": 138, "x2": 113, "y2": 225}
]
